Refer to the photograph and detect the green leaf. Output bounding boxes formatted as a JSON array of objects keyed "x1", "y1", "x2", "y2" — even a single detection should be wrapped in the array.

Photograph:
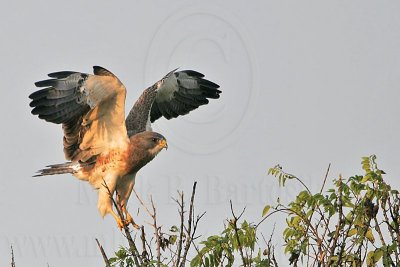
[
  {"x1": 205, "y1": 257, "x2": 210, "y2": 267},
  {"x1": 365, "y1": 228, "x2": 375, "y2": 243},
  {"x1": 348, "y1": 228, "x2": 357, "y2": 237},
  {"x1": 115, "y1": 247, "x2": 127, "y2": 259},
  {"x1": 209, "y1": 253, "x2": 215, "y2": 267},
  {"x1": 262, "y1": 205, "x2": 271, "y2": 217},
  {"x1": 190, "y1": 256, "x2": 201, "y2": 267},
  {"x1": 169, "y1": 234, "x2": 177, "y2": 245},
  {"x1": 108, "y1": 257, "x2": 118, "y2": 264},
  {"x1": 361, "y1": 175, "x2": 370, "y2": 183},
  {"x1": 330, "y1": 256, "x2": 338, "y2": 263},
  {"x1": 366, "y1": 250, "x2": 375, "y2": 266},
  {"x1": 170, "y1": 225, "x2": 179, "y2": 232},
  {"x1": 374, "y1": 249, "x2": 383, "y2": 262}
]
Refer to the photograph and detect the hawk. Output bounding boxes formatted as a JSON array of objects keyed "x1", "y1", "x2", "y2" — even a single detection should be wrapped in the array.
[{"x1": 29, "y1": 66, "x2": 221, "y2": 229}]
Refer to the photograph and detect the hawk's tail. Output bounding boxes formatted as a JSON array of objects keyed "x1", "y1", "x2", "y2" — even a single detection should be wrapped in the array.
[{"x1": 33, "y1": 162, "x2": 81, "y2": 177}]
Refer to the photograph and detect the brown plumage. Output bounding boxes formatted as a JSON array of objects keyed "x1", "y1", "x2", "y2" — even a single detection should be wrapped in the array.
[{"x1": 29, "y1": 66, "x2": 220, "y2": 229}]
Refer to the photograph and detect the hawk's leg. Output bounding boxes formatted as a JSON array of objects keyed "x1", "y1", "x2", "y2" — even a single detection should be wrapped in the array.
[
  {"x1": 116, "y1": 174, "x2": 140, "y2": 229},
  {"x1": 109, "y1": 209, "x2": 124, "y2": 230},
  {"x1": 111, "y1": 190, "x2": 140, "y2": 230},
  {"x1": 98, "y1": 177, "x2": 126, "y2": 230},
  {"x1": 121, "y1": 205, "x2": 140, "y2": 229}
]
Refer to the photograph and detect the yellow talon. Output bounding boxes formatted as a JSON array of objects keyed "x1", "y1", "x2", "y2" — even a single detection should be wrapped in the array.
[
  {"x1": 126, "y1": 212, "x2": 141, "y2": 229},
  {"x1": 110, "y1": 210, "x2": 125, "y2": 230},
  {"x1": 110, "y1": 208, "x2": 141, "y2": 230},
  {"x1": 116, "y1": 218, "x2": 124, "y2": 230}
]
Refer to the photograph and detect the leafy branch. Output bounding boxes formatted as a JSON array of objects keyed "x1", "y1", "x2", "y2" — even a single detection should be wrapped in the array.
[{"x1": 266, "y1": 155, "x2": 400, "y2": 266}]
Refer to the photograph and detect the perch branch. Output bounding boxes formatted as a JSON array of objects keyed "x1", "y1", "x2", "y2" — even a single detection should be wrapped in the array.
[
  {"x1": 96, "y1": 238, "x2": 110, "y2": 267},
  {"x1": 102, "y1": 179, "x2": 142, "y2": 266}
]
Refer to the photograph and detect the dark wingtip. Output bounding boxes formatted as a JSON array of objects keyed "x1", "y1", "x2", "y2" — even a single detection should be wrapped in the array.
[
  {"x1": 206, "y1": 91, "x2": 220, "y2": 100},
  {"x1": 199, "y1": 79, "x2": 220, "y2": 89},
  {"x1": 35, "y1": 79, "x2": 57, "y2": 88},
  {"x1": 32, "y1": 171, "x2": 44, "y2": 177},
  {"x1": 29, "y1": 88, "x2": 49, "y2": 100},
  {"x1": 28, "y1": 93, "x2": 35, "y2": 100},
  {"x1": 181, "y1": 70, "x2": 205, "y2": 78},
  {"x1": 48, "y1": 71, "x2": 77, "y2": 78}
]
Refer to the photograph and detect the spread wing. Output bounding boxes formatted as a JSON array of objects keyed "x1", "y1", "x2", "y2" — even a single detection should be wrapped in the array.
[
  {"x1": 150, "y1": 70, "x2": 221, "y2": 122},
  {"x1": 125, "y1": 69, "x2": 221, "y2": 137},
  {"x1": 29, "y1": 66, "x2": 129, "y2": 162}
]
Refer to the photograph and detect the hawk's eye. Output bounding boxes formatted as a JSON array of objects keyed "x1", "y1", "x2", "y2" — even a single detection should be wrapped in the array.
[{"x1": 152, "y1": 138, "x2": 158, "y2": 142}]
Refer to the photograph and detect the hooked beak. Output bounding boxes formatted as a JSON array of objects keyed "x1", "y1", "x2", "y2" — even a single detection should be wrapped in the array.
[{"x1": 158, "y1": 139, "x2": 168, "y2": 150}]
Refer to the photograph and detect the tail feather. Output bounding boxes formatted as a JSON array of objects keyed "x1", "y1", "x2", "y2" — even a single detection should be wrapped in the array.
[{"x1": 34, "y1": 162, "x2": 80, "y2": 177}]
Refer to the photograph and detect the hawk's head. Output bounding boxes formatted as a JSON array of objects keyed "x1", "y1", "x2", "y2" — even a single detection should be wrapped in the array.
[
  {"x1": 127, "y1": 131, "x2": 168, "y2": 174},
  {"x1": 130, "y1": 131, "x2": 168, "y2": 157}
]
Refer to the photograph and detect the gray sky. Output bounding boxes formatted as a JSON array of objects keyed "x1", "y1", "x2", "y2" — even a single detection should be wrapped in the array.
[{"x1": 1, "y1": 1, "x2": 400, "y2": 266}]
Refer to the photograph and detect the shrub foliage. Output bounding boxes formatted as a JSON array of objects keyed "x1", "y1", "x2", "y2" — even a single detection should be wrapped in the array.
[{"x1": 56, "y1": 155, "x2": 400, "y2": 267}]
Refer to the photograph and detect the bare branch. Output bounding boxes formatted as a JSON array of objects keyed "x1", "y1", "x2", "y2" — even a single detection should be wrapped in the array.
[
  {"x1": 95, "y1": 238, "x2": 110, "y2": 267},
  {"x1": 150, "y1": 196, "x2": 162, "y2": 267},
  {"x1": 261, "y1": 225, "x2": 279, "y2": 267},
  {"x1": 140, "y1": 226, "x2": 150, "y2": 263},
  {"x1": 174, "y1": 191, "x2": 185, "y2": 267},
  {"x1": 133, "y1": 187, "x2": 154, "y2": 217},
  {"x1": 320, "y1": 163, "x2": 331, "y2": 194},
  {"x1": 11, "y1": 245, "x2": 15, "y2": 267},
  {"x1": 179, "y1": 181, "x2": 198, "y2": 267}
]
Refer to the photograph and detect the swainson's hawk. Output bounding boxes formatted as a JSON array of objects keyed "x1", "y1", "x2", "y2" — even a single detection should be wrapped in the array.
[{"x1": 29, "y1": 66, "x2": 220, "y2": 228}]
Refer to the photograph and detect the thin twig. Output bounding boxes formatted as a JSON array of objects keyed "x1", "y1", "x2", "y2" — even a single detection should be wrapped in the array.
[
  {"x1": 174, "y1": 191, "x2": 185, "y2": 267},
  {"x1": 133, "y1": 187, "x2": 154, "y2": 217},
  {"x1": 96, "y1": 238, "x2": 110, "y2": 267},
  {"x1": 382, "y1": 199, "x2": 397, "y2": 257},
  {"x1": 11, "y1": 245, "x2": 15, "y2": 267},
  {"x1": 150, "y1": 196, "x2": 162, "y2": 267},
  {"x1": 329, "y1": 175, "x2": 344, "y2": 267},
  {"x1": 373, "y1": 217, "x2": 386, "y2": 247},
  {"x1": 304, "y1": 163, "x2": 331, "y2": 265},
  {"x1": 179, "y1": 181, "x2": 197, "y2": 267},
  {"x1": 186, "y1": 212, "x2": 207, "y2": 267},
  {"x1": 229, "y1": 200, "x2": 248, "y2": 267},
  {"x1": 140, "y1": 226, "x2": 149, "y2": 263},
  {"x1": 291, "y1": 175, "x2": 312, "y2": 194},
  {"x1": 320, "y1": 163, "x2": 331, "y2": 194},
  {"x1": 261, "y1": 225, "x2": 279, "y2": 267},
  {"x1": 145, "y1": 236, "x2": 154, "y2": 260},
  {"x1": 133, "y1": 186, "x2": 162, "y2": 265}
]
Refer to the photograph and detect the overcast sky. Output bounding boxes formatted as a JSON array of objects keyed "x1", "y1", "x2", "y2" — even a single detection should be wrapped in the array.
[{"x1": 1, "y1": 1, "x2": 400, "y2": 266}]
